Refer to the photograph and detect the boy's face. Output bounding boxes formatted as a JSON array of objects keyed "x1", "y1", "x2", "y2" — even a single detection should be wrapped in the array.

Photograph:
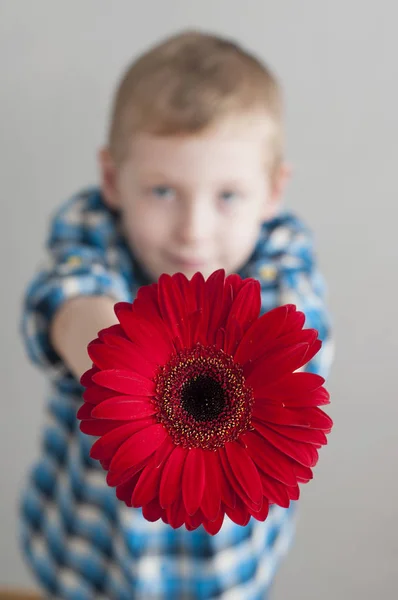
[{"x1": 100, "y1": 116, "x2": 289, "y2": 282}]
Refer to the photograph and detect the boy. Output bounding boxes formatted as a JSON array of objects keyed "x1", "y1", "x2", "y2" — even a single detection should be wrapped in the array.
[{"x1": 20, "y1": 30, "x2": 333, "y2": 599}]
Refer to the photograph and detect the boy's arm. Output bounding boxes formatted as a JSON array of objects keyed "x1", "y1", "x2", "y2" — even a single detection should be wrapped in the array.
[
  {"x1": 21, "y1": 190, "x2": 131, "y2": 382},
  {"x1": 277, "y1": 224, "x2": 334, "y2": 379},
  {"x1": 50, "y1": 296, "x2": 118, "y2": 381},
  {"x1": 279, "y1": 264, "x2": 334, "y2": 379},
  {"x1": 259, "y1": 214, "x2": 334, "y2": 379}
]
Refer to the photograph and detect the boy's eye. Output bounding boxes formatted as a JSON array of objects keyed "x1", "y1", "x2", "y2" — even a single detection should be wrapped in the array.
[
  {"x1": 219, "y1": 190, "x2": 239, "y2": 203},
  {"x1": 151, "y1": 186, "x2": 175, "y2": 199}
]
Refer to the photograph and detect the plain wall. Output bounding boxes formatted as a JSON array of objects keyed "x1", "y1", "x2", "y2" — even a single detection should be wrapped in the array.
[{"x1": 1, "y1": 1, "x2": 397, "y2": 598}]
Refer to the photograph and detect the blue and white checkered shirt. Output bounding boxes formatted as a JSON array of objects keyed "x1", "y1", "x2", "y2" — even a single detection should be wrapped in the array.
[{"x1": 19, "y1": 187, "x2": 333, "y2": 599}]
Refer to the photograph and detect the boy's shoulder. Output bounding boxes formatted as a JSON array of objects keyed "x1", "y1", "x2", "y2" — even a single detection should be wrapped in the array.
[
  {"x1": 257, "y1": 209, "x2": 315, "y2": 258},
  {"x1": 47, "y1": 186, "x2": 119, "y2": 249},
  {"x1": 243, "y1": 209, "x2": 317, "y2": 282},
  {"x1": 50, "y1": 186, "x2": 112, "y2": 224}
]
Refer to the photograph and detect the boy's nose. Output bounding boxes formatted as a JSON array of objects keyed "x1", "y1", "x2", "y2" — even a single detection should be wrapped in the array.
[{"x1": 176, "y1": 201, "x2": 213, "y2": 245}]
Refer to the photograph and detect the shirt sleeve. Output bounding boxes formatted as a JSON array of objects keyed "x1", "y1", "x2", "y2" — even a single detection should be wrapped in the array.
[
  {"x1": 20, "y1": 190, "x2": 132, "y2": 376},
  {"x1": 276, "y1": 226, "x2": 334, "y2": 379}
]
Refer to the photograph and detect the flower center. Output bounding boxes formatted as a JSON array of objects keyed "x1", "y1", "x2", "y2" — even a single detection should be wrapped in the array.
[
  {"x1": 154, "y1": 343, "x2": 254, "y2": 450},
  {"x1": 181, "y1": 375, "x2": 226, "y2": 421}
]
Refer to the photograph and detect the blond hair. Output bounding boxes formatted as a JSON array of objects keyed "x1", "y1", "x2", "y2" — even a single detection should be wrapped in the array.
[{"x1": 108, "y1": 30, "x2": 284, "y2": 171}]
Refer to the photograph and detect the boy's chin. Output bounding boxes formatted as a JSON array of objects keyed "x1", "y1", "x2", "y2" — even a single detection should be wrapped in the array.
[
  {"x1": 145, "y1": 259, "x2": 243, "y2": 282},
  {"x1": 163, "y1": 263, "x2": 216, "y2": 280},
  {"x1": 164, "y1": 262, "x2": 247, "y2": 280},
  {"x1": 171, "y1": 265, "x2": 212, "y2": 279}
]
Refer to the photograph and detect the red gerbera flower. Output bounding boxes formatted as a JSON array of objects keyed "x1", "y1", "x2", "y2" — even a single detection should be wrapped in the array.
[{"x1": 77, "y1": 269, "x2": 332, "y2": 534}]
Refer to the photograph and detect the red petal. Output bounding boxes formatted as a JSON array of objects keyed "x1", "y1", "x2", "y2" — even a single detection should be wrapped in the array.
[
  {"x1": 217, "y1": 279, "x2": 238, "y2": 328},
  {"x1": 224, "y1": 442, "x2": 263, "y2": 506},
  {"x1": 225, "y1": 497, "x2": 251, "y2": 526},
  {"x1": 302, "y1": 339, "x2": 322, "y2": 365},
  {"x1": 174, "y1": 272, "x2": 197, "y2": 313},
  {"x1": 287, "y1": 387, "x2": 330, "y2": 407},
  {"x1": 244, "y1": 328, "x2": 320, "y2": 377},
  {"x1": 245, "y1": 343, "x2": 310, "y2": 388},
  {"x1": 90, "y1": 419, "x2": 154, "y2": 460},
  {"x1": 256, "y1": 387, "x2": 330, "y2": 408},
  {"x1": 100, "y1": 458, "x2": 111, "y2": 470},
  {"x1": 77, "y1": 402, "x2": 126, "y2": 436},
  {"x1": 215, "y1": 328, "x2": 226, "y2": 350},
  {"x1": 129, "y1": 299, "x2": 163, "y2": 333},
  {"x1": 91, "y1": 396, "x2": 157, "y2": 420},
  {"x1": 188, "y1": 309, "x2": 207, "y2": 346},
  {"x1": 131, "y1": 458, "x2": 163, "y2": 507},
  {"x1": 166, "y1": 495, "x2": 186, "y2": 529},
  {"x1": 83, "y1": 385, "x2": 115, "y2": 405},
  {"x1": 113, "y1": 301, "x2": 133, "y2": 316},
  {"x1": 266, "y1": 372, "x2": 325, "y2": 396},
  {"x1": 110, "y1": 423, "x2": 168, "y2": 474},
  {"x1": 158, "y1": 273, "x2": 189, "y2": 345},
  {"x1": 76, "y1": 402, "x2": 94, "y2": 419},
  {"x1": 201, "y1": 451, "x2": 221, "y2": 522},
  {"x1": 203, "y1": 511, "x2": 225, "y2": 535},
  {"x1": 215, "y1": 451, "x2": 236, "y2": 509},
  {"x1": 219, "y1": 448, "x2": 260, "y2": 510},
  {"x1": 159, "y1": 446, "x2": 188, "y2": 508},
  {"x1": 185, "y1": 509, "x2": 204, "y2": 531},
  {"x1": 223, "y1": 317, "x2": 244, "y2": 356},
  {"x1": 87, "y1": 341, "x2": 141, "y2": 373},
  {"x1": 294, "y1": 463, "x2": 313, "y2": 481},
  {"x1": 132, "y1": 285, "x2": 161, "y2": 318},
  {"x1": 189, "y1": 272, "x2": 209, "y2": 341},
  {"x1": 225, "y1": 280, "x2": 261, "y2": 342},
  {"x1": 80, "y1": 419, "x2": 124, "y2": 436},
  {"x1": 80, "y1": 366, "x2": 99, "y2": 388},
  {"x1": 283, "y1": 308, "x2": 306, "y2": 334},
  {"x1": 234, "y1": 305, "x2": 294, "y2": 364},
  {"x1": 89, "y1": 336, "x2": 157, "y2": 380},
  {"x1": 288, "y1": 484, "x2": 300, "y2": 501},
  {"x1": 225, "y1": 272, "x2": 247, "y2": 297},
  {"x1": 107, "y1": 461, "x2": 146, "y2": 486},
  {"x1": 152, "y1": 436, "x2": 175, "y2": 469},
  {"x1": 182, "y1": 448, "x2": 206, "y2": 516},
  {"x1": 265, "y1": 422, "x2": 328, "y2": 446},
  {"x1": 160, "y1": 511, "x2": 169, "y2": 526},
  {"x1": 92, "y1": 369, "x2": 155, "y2": 396},
  {"x1": 115, "y1": 471, "x2": 141, "y2": 506},
  {"x1": 142, "y1": 497, "x2": 163, "y2": 522},
  {"x1": 254, "y1": 421, "x2": 319, "y2": 467},
  {"x1": 205, "y1": 270, "x2": 231, "y2": 343},
  {"x1": 97, "y1": 323, "x2": 128, "y2": 340},
  {"x1": 242, "y1": 432, "x2": 297, "y2": 486},
  {"x1": 116, "y1": 305, "x2": 174, "y2": 363},
  {"x1": 190, "y1": 271, "x2": 206, "y2": 304},
  {"x1": 255, "y1": 328, "x2": 318, "y2": 361},
  {"x1": 259, "y1": 471, "x2": 291, "y2": 507},
  {"x1": 252, "y1": 405, "x2": 333, "y2": 431},
  {"x1": 248, "y1": 497, "x2": 270, "y2": 521}
]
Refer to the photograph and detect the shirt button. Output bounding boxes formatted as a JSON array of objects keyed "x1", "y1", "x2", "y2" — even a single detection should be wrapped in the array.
[
  {"x1": 66, "y1": 255, "x2": 83, "y2": 267},
  {"x1": 259, "y1": 265, "x2": 277, "y2": 280}
]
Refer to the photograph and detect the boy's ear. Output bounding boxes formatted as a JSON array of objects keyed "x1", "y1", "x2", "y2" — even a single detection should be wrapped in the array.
[
  {"x1": 264, "y1": 161, "x2": 292, "y2": 219},
  {"x1": 98, "y1": 147, "x2": 121, "y2": 209}
]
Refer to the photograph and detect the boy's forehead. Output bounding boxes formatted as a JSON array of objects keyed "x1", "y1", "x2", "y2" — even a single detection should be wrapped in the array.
[{"x1": 127, "y1": 115, "x2": 275, "y2": 174}]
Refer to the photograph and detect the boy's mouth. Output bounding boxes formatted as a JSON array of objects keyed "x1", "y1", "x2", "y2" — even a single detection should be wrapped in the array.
[{"x1": 167, "y1": 253, "x2": 208, "y2": 268}]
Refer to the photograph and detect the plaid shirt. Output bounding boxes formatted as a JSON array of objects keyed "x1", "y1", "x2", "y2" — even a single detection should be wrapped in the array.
[{"x1": 19, "y1": 187, "x2": 333, "y2": 600}]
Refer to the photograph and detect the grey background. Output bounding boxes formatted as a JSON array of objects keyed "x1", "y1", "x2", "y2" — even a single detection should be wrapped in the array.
[{"x1": 1, "y1": 1, "x2": 397, "y2": 598}]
